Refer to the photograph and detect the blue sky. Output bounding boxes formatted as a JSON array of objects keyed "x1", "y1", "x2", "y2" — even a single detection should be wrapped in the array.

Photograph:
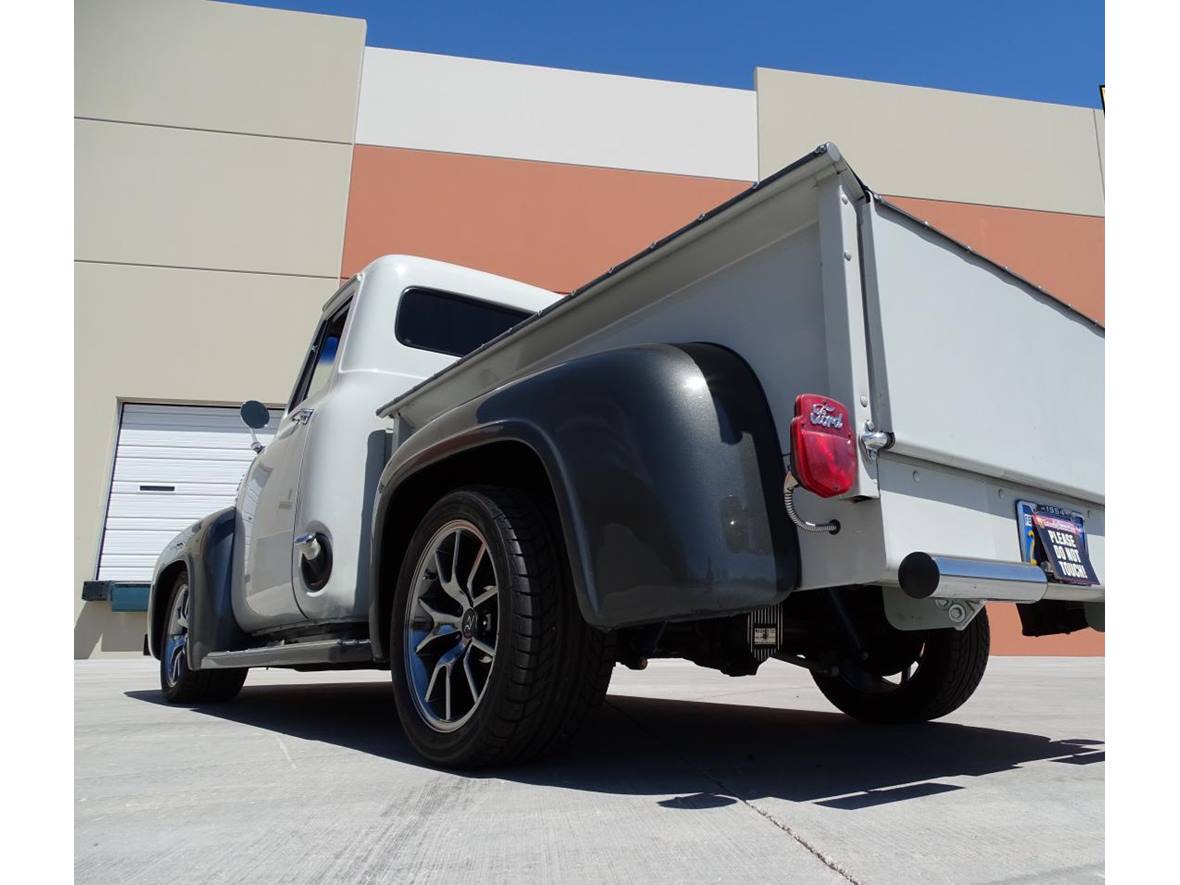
[{"x1": 239, "y1": 0, "x2": 1104, "y2": 108}]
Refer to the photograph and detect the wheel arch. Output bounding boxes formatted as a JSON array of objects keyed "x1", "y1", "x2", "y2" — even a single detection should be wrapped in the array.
[
  {"x1": 146, "y1": 507, "x2": 248, "y2": 666},
  {"x1": 369, "y1": 343, "x2": 799, "y2": 662},
  {"x1": 148, "y1": 560, "x2": 189, "y2": 660},
  {"x1": 369, "y1": 438, "x2": 558, "y2": 662}
]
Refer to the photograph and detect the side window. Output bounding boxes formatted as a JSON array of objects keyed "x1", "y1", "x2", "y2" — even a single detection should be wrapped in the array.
[
  {"x1": 289, "y1": 304, "x2": 350, "y2": 410},
  {"x1": 396, "y1": 288, "x2": 531, "y2": 358}
]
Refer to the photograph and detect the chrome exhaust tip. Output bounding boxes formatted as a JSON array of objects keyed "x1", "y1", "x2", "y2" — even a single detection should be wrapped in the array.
[{"x1": 898, "y1": 552, "x2": 1047, "y2": 603}]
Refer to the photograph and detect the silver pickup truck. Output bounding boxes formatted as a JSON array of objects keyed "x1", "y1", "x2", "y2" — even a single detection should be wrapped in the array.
[{"x1": 147, "y1": 144, "x2": 1104, "y2": 768}]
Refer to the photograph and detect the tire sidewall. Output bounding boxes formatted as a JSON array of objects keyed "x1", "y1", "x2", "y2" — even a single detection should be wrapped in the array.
[
  {"x1": 160, "y1": 574, "x2": 192, "y2": 702},
  {"x1": 815, "y1": 610, "x2": 990, "y2": 723},
  {"x1": 389, "y1": 489, "x2": 530, "y2": 766}
]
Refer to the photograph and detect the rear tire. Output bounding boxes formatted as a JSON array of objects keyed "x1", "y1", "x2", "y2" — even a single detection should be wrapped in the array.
[
  {"x1": 812, "y1": 609, "x2": 989, "y2": 723},
  {"x1": 390, "y1": 485, "x2": 614, "y2": 768},
  {"x1": 159, "y1": 573, "x2": 247, "y2": 704}
]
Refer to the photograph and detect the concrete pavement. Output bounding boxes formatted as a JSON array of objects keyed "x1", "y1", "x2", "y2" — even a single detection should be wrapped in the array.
[{"x1": 75, "y1": 657, "x2": 1103, "y2": 884}]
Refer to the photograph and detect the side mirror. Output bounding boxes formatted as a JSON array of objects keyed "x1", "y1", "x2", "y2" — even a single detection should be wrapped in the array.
[
  {"x1": 239, "y1": 400, "x2": 270, "y2": 430},
  {"x1": 239, "y1": 400, "x2": 269, "y2": 454}
]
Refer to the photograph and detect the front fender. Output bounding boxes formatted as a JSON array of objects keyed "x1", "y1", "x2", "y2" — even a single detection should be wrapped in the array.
[
  {"x1": 147, "y1": 507, "x2": 247, "y2": 667},
  {"x1": 372, "y1": 343, "x2": 798, "y2": 648}
]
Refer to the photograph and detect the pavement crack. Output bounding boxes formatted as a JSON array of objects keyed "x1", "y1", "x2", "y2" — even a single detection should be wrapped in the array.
[
  {"x1": 605, "y1": 696, "x2": 862, "y2": 884},
  {"x1": 698, "y1": 772, "x2": 863, "y2": 885},
  {"x1": 275, "y1": 736, "x2": 297, "y2": 769}
]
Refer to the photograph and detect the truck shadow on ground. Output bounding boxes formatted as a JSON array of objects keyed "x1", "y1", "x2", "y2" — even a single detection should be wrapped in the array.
[{"x1": 126, "y1": 681, "x2": 1103, "y2": 809}]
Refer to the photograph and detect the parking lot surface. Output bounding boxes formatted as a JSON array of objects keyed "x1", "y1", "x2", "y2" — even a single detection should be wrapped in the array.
[{"x1": 76, "y1": 657, "x2": 1103, "y2": 884}]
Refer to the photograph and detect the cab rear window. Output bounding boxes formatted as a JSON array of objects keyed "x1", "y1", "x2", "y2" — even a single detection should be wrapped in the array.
[{"x1": 395, "y1": 288, "x2": 531, "y2": 357}]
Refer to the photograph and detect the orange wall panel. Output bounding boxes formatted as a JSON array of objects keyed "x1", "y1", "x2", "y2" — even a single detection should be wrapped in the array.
[
  {"x1": 885, "y1": 195, "x2": 1105, "y2": 325},
  {"x1": 987, "y1": 604, "x2": 1104, "y2": 655},
  {"x1": 342, "y1": 145, "x2": 749, "y2": 292}
]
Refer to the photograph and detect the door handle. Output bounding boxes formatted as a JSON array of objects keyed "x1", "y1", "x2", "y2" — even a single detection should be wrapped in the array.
[{"x1": 293, "y1": 408, "x2": 314, "y2": 425}]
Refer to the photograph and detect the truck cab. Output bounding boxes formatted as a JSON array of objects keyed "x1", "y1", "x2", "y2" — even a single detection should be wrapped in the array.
[{"x1": 232, "y1": 257, "x2": 559, "y2": 635}]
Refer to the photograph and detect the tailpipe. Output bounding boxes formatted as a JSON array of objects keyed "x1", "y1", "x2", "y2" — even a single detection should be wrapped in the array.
[{"x1": 898, "y1": 553, "x2": 1047, "y2": 603}]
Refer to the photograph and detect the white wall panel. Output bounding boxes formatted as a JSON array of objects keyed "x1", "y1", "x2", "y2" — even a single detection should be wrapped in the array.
[{"x1": 357, "y1": 48, "x2": 756, "y2": 181}]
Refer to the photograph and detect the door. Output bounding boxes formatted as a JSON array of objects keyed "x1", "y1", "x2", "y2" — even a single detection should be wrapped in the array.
[
  {"x1": 236, "y1": 302, "x2": 350, "y2": 627},
  {"x1": 98, "y1": 404, "x2": 282, "y2": 581}
]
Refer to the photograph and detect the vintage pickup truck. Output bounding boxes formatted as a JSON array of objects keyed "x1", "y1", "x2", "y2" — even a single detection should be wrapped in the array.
[{"x1": 148, "y1": 145, "x2": 1104, "y2": 768}]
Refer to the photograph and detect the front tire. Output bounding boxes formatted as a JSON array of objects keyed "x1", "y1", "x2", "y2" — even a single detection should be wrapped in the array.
[
  {"x1": 390, "y1": 486, "x2": 614, "y2": 768},
  {"x1": 159, "y1": 573, "x2": 247, "y2": 704},
  {"x1": 812, "y1": 609, "x2": 989, "y2": 723}
]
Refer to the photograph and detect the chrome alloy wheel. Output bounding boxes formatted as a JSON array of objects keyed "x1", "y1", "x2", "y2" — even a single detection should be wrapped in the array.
[
  {"x1": 404, "y1": 520, "x2": 500, "y2": 732},
  {"x1": 163, "y1": 583, "x2": 191, "y2": 688}
]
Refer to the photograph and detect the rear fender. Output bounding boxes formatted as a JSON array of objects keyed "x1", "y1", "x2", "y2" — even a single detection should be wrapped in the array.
[{"x1": 369, "y1": 343, "x2": 799, "y2": 660}]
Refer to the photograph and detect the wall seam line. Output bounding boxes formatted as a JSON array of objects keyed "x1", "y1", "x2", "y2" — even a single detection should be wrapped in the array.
[
  {"x1": 881, "y1": 192, "x2": 1106, "y2": 220},
  {"x1": 74, "y1": 116, "x2": 353, "y2": 147},
  {"x1": 351, "y1": 141, "x2": 753, "y2": 183},
  {"x1": 74, "y1": 259, "x2": 340, "y2": 281}
]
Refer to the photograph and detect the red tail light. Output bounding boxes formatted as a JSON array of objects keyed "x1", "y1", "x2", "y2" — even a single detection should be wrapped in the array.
[{"x1": 789, "y1": 394, "x2": 857, "y2": 498}]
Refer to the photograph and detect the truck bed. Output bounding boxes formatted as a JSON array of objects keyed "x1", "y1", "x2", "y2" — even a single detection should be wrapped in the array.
[{"x1": 378, "y1": 144, "x2": 1104, "y2": 599}]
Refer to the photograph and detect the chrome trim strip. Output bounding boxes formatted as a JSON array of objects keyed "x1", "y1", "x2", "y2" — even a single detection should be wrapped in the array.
[{"x1": 201, "y1": 639, "x2": 372, "y2": 669}]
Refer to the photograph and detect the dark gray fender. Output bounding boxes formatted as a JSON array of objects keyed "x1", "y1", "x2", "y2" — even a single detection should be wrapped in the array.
[
  {"x1": 369, "y1": 343, "x2": 799, "y2": 658},
  {"x1": 146, "y1": 507, "x2": 249, "y2": 668}
]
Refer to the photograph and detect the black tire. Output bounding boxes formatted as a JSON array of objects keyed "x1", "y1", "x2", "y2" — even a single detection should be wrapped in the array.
[
  {"x1": 159, "y1": 573, "x2": 247, "y2": 704},
  {"x1": 390, "y1": 486, "x2": 615, "y2": 768},
  {"x1": 812, "y1": 609, "x2": 989, "y2": 723}
]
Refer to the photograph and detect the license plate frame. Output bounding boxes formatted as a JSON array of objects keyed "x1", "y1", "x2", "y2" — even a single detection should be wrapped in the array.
[{"x1": 1016, "y1": 500, "x2": 1099, "y2": 586}]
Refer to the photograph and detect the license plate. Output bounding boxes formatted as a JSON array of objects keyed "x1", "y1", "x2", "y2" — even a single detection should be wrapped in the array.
[{"x1": 1016, "y1": 500, "x2": 1099, "y2": 586}]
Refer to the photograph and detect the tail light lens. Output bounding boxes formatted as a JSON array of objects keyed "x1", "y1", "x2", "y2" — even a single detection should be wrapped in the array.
[{"x1": 789, "y1": 394, "x2": 857, "y2": 498}]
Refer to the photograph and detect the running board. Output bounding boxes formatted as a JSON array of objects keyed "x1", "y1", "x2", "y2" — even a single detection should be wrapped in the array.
[{"x1": 201, "y1": 639, "x2": 373, "y2": 669}]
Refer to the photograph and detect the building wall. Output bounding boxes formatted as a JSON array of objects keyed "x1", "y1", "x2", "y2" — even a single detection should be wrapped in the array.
[
  {"x1": 344, "y1": 48, "x2": 757, "y2": 293},
  {"x1": 73, "y1": 0, "x2": 365, "y2": 658},
  {"x1": 74, "y1": 1, "x2": 1103, "y2": 657}
]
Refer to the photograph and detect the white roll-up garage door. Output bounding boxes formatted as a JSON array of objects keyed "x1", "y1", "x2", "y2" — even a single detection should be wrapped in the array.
[{"x1": 96, "y1": 403, "x2": 283, "y2": 582}]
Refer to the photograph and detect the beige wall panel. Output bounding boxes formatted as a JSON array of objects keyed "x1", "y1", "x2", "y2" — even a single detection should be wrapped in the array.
[
  {"x1": 1093, "y1": 109, "x2": 1105, "y2": 189},
  {"x1": 74, "y1": 261, "x2": 340, "y2": 658},
  {"x1": 756, "y1": 68, "x2": 1105, "y2": 216},
  {"x1": 75, "y1": 0, "x2": 365, "y2": 143},
  {"x1": 75, "y1": 119, "x2": 352, "y2": 277}
]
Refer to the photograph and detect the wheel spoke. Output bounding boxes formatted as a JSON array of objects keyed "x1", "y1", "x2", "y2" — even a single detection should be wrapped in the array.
[
  {"x1": 417, "y1": 598, "x2": 460, "y2": 627},
  {"x1": 470, "y1": 585, "x2": 497, "y2": 609},
  {"x1": 470, "y1": 636, "x2": 495, "y2": 658},
  {"x1": 466, "y1": 543, "x2": 487, "y2": 596},
  {"x1": 423, "y1": 657, "x2": 443, "y2": 703},
  {"x1": 463, "y1": 645, "x2": 480, "y2": 701},
  {"x1": 415, "y1": 623, "x2": 459, "y2": 653},
  {"x1": 168, "y1": 636, "x2": 186, "y2": 684},
  {"x1": 444, "y1": 662, "x2": 453, "y2": 720},
  {"x1": 436, "y1": 531, "x2": 469, "y2": 608}
]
